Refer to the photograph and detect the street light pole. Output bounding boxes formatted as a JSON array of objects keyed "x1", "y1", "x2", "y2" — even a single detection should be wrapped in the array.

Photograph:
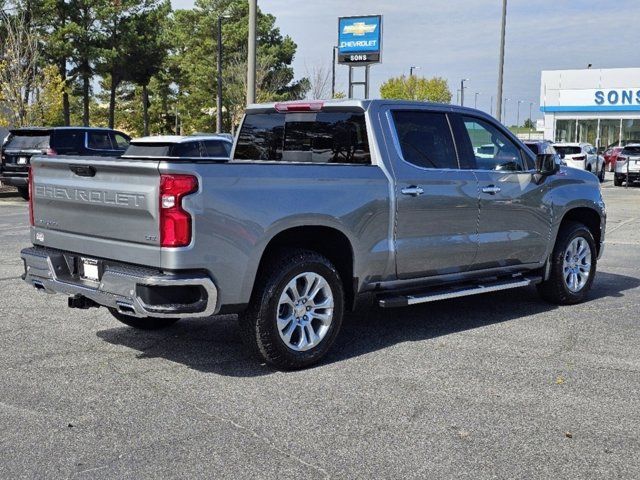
[
  {"x1": 529, "y1": 101, "x2": 533, "y2": 139},
  {"x1": 409, "y1": 66, "x2": 420, "y2": 76},
  {"x1": 246, "y1": 0, "x2": 257, "y2": 105},
  {"x1": 460, "y1": 78, "x2": 468, "y2": 106},
  {"x1": 216, "y1": 15, "x2": 226, "y2": 133},
  {"x1": 503, "y1": 98, "x2": 509, "y2": 125},
  {"x1": 516, "y1": 100, "x2": 522, "y2": 129},
  {"x1": 496, "y1": 0, "x2": 507, "y2": 122},
  {"x1": 474, "y1": 92, "x2": 480, "y2": 109},
  {"x1": 331, "y1": 46, "x2": 337, "y2": 98}
]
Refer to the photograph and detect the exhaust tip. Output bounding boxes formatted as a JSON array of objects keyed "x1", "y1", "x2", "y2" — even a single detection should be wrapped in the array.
[
  {"x1": 116, "y1": 302, "x2": 136, "y2": 315},
  {"x1": 33, "y1": 281, "x2": 45, "y2": 291}
]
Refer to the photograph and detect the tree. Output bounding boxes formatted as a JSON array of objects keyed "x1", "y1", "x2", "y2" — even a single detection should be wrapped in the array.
[
  {"x1": 0, "y1": 10, "x2": 40, "y2": 126},
  {"x1": 168, "y1": 0, "x2": 308, "y2": 132},
  {"x1": 524, "y1": 118, "x2": 534, "y2": 129},
  {"x1": 306, "y1": 64, "x2": 331, "y2": 100},
  {"x1": 380, "y1": 75, "x2": 452, "y2": 103},
  {"x1": 122, "y1": 0, "x2": 171, "y2": 135}
]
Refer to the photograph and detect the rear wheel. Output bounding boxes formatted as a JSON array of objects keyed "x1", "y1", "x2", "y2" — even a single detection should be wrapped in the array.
[
  {"x1": 239, "y1": 249, "x2": 344, "y2": 370},
  {"x1": 598, "y1": 164, "x2": 605, "y2": 183},
  {"x1": 537, "y1": 222, "x2": 597, "y2": 305},
  {"x1": 17, "y1": 186, "x2": 29, "y2": 200},
  {"x1": 614, "y1": 175, "x2": 623, "y2": 187},
  {"x1": 108, "y1": 308, "x2": 180, "y2": 330}
]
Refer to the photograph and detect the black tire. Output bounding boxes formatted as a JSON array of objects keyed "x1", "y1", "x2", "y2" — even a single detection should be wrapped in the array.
[
  {"x1": 598, "y1": 164, "x2": 605, "y2": 183},
  {"x1": 108, "y1": 308, "x2": 180, "y2": 330},
  {"x1": 17, "y1": 186, "x2": 29, "y2": 200},
  {"x1": 614, "y1": 175, "x2": 623, "y2": 187},
  {"x1": 537, "y1": 221, "x2": 597, "y2": 305},
  {"x1": 239, "y1": 249, "x2": 344, "y2": 370}
]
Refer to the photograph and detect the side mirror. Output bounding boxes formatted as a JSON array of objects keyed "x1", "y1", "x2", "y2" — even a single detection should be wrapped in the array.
[{"x1": 536, "y1": 153, "x2": 559, "y2": 176}]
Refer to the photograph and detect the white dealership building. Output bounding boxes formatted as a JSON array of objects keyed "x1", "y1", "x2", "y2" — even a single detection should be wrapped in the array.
[{"x1": 540, "y1": 67, "x2": 640, "y2": 148}]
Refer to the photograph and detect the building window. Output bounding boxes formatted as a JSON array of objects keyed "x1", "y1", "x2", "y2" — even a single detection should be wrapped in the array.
[
  {"x1": 577, "y1": 119, "x2": 598, "y2": 146},
  {"x1": 600, "y1": 119, "x2": 621, "y2": 149},
  {"x1": 621, "y1": 119, "x2": 640, "y2": 144},
  {"x1": 555, "y1": 119, "x2": 577, "y2": 142}
]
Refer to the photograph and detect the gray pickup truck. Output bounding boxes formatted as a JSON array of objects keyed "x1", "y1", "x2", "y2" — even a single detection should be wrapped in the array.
[{"x1": 21, "y1": 100, "x2": 606, "y2": 369}]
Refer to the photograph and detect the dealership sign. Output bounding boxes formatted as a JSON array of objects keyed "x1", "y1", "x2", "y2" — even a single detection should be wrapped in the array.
[
  {"x1": 337, "y1": 15, "x2": 382, "y2": 64},
  {"x1": 541, "y1": 88, "x2": 640, "y2": 112}
]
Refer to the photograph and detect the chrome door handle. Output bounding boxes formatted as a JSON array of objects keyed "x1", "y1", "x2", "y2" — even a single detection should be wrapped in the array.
[
  {"x1": 482, "y1": 185, "x2": 501, "y2": 194},
  {"x1": 401, "y1": 186, "x2": 424, "y2": 197}
]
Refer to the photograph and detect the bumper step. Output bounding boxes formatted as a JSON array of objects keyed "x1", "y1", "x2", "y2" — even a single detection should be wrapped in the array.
[{"x1": 378, "y1": 275, "x2": 542, "y2": 308}]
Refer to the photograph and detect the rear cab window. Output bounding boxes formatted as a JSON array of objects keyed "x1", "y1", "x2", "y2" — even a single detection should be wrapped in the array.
[
  {"x1": 554, "y1": 146, "x2": 582, "y2": 156},
  {"x1": 622, "y1": 146, "x2": 640, "y2": 156},
  {"x1": 234, "y1": 110, "x2": 371, "y2": 164}
]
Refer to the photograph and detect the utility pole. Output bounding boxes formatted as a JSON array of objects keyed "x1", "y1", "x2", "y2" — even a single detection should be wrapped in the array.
[
  {"x1": 460, "y1": 78, "x2": 468, "y2": 106},
  {"x1": 490, "y1": 96, "x2": 493, "y2": 116},
  {"x1": 496, "y1": 0, "x2": 507, "y2": 121},
  {"x1": 474, "y1": 92, "x2": 480, "y2": 109},
  {"x1": 216, "y1": 15, "x2": 229, "y2": 133},
  {"x1": 410, "y1": 66, "x2": 420, "y2": 76},
  {"x1": 246, "y1": 0, "x2": 257, "y2": 105},
  {"x1": 516, "y1": 100, "x2": 523, "y2": 128},
  {"x1": 331, "y1": 46, "x2": 337, "y2": 98},
  {"x1": 528, "y1": 101, "x2": 533, "y2": 139}
]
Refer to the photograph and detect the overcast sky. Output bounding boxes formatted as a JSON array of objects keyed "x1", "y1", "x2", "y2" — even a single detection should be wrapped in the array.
[{"x1": 171, "y1": 0, "x2": 639, "y2": 124}]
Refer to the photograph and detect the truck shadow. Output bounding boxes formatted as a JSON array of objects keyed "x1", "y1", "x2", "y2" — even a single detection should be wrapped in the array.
[{"x1": 96, "y1": 271, "x2": 639, "y2": 377}]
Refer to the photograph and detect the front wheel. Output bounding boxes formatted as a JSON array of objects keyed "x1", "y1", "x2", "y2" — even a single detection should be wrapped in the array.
[
  {"x1": 108, "y1": 308, "x2": 180, "y2": 330},
  {"x1": 239, "y1": 249, "x2": 344, "y2": 370},
  {"x1": 598, "y1": 164, "x2": 605, "y2": 183},
  {"x1": 537, "y1": 222, "x2": 597, "y2": 305}
]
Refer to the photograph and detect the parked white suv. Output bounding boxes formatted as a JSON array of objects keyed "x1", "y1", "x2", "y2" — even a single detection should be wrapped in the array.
[
  {"x1": 554, "y1": 142, "x2": 605, "y2": 182},
  {"x1": 614, "y1": 143, "x2": 640, "y2": 186}
]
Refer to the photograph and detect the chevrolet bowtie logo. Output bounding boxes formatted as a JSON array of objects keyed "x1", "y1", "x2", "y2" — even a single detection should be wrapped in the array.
[{"x1": 343, "y1": 22, "x2": 377, "y2": 36}]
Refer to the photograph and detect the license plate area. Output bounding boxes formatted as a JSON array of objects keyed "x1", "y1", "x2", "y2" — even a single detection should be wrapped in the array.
[
  {"x1": 80, "y1": 257, "x2": 101, "y2": 282},
  {"x1": 17, "y1": 156, "x2": 28, "y2": 165}
]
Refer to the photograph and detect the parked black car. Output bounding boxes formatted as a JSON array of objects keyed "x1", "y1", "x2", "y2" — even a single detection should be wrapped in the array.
[{"x1": 0, "y1": 127, "x2": 130, "y2": 199}]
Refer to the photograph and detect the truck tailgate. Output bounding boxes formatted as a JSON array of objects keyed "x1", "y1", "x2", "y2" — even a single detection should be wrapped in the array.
[{"x1": 31, "y1": 156, "x2": 162, "y2": 265}]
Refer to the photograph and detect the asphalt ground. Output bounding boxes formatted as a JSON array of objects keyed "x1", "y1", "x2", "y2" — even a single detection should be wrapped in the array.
[{"x1": 1, "y1": 174, "x2": 639, "y2": 479}]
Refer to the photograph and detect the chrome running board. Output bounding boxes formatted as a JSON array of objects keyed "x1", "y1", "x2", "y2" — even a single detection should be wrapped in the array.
[{"x1": 378, "y1": 276, "x2": 541, "y2": 308}]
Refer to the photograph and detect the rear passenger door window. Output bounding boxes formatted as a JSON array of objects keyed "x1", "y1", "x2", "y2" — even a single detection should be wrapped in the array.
[
  {"x1": 392, "y1": 111, "x2": 458, "y2": 169},
  {"x1": 459, "y1": 117, "x2": 525, "y2": 171},
  {"x1": 88, "y1": 132, "x2": 113, "y2": 151},
  {"x1": 52, "y1": 131, "x2": 83, "y2": 153}
]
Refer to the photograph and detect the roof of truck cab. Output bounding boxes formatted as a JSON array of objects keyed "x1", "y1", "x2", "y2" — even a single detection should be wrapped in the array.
[
  {"x1": 244, "y1": 99, "x2": 512, "y2": 115},
  {"x1": 131, "y1": 135, "x2": 232, "y2": 144}
]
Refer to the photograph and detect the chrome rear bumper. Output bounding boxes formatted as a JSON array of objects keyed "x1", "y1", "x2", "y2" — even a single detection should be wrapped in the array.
[{"x1": 21, "y1": 246, "x2": 218, "y2": 318}]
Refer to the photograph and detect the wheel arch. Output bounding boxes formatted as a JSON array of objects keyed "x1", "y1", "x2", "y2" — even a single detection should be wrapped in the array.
[
  {"x1": 557, "y1": 206, "x2": 603, "y2": 256},
  {"x1": 249, "y1": 225, "x2": 356, "y2": 310}
]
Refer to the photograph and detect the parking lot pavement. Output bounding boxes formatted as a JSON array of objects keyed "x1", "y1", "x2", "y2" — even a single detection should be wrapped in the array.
[{"x1": 1, "y1": 175, "x2": 639, "y2": 479}]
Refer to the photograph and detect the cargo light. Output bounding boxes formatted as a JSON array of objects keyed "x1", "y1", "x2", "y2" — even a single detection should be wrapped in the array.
[
  {"x1": 159, "y1": 174, "x2": 198, "y2": 248},
  {"x1": 28, "y1": 166, "x2": 34, "y2": 226},
  {"x1": 274, "y1": 101, "x2": 324, "y2": 113}
]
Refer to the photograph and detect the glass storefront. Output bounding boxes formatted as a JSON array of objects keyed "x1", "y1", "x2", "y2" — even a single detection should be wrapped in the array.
[
  {"x1": 600, "y1": 119, "x2": 620, "y2": 148},
  {"x1": 555, "y1": 119, "x2": 576, "y2": 142},
  {"x1": 555, "y1": 117, "x2": 640, "y2": 149},
  {"x1": 621, "y1": 119, "x2": 640, "y2": 143},
  {"x1": 577, "y1": 119, "x2": 598, "y2": 146}
]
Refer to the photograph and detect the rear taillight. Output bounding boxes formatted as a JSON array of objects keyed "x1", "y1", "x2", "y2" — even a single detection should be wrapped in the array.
[
  {"x1": 159, "y1": 174, "x2": 198, "y2": 247},
  {"x1": 46, "y1": 148, "x2": 57, "y2": 156},
  {"x1": 28, "y1": 166, "x2": 34, "y2": 226}
]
